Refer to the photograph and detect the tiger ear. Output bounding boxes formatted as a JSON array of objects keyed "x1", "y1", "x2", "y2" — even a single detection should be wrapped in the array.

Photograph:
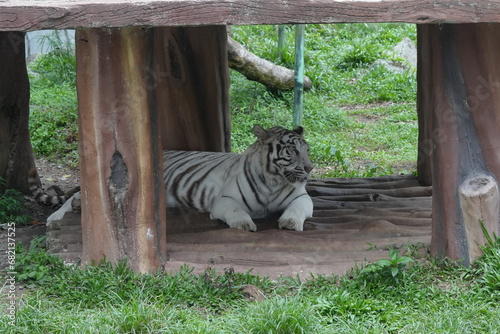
[
  {"x1": 293, "y1": 126, "x2": 304, "y2": 136},
  {"x1": 253, "y1": 124, "x2": 269, "y2": 140}
]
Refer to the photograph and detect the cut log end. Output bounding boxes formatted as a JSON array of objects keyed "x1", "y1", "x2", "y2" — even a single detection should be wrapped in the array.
[{"x1": 459, "y1": 174, "x2": 500, "y2": 262}]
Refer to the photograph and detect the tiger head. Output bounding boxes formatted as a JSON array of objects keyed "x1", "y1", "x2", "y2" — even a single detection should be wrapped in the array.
[{"x1": 252, "y1": 124, "x2": 313, "y2": 183}]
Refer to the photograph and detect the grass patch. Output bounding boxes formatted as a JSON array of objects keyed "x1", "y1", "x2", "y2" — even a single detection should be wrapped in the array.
[
  {"x1": 28, "y1": 31, "x2": 79, "y2": 168},
  {"x1": 4, "y1": 238, "x2": 500, "y2": 333},
  {"x1": 0, "y1": 178, "x2": 31, "y2": 225},
  {"x1": 28, "y1": 24, "x2": 418, "y2": 176},
  {"x1": 230, "y1": 23, "x2": 417, "y2": 176}
]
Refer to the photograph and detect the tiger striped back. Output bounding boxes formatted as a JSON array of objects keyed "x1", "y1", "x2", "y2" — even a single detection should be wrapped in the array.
[{"x1": 163, "y1": 150, "x2": 240, "y2": 211}]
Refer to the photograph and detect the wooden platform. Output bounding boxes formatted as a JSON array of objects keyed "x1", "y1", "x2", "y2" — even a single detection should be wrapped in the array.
[{"x1": 47, "y1": 175, "x2": 432, "y2": 278}]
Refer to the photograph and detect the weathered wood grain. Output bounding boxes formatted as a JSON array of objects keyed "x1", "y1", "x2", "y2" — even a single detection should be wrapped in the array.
[
  {"x1": 45, "y1": 176, "x2": 432, "y2": 278},
  {"x1": 157, "y1": 26, "x2": 231, "y2": 152},
  {"x1": 459, "y1": 174, "x2": 500, "y2": 261},
  {"x1": 76, "y1": 28, "x2": 167, "y2": 273},
  {"x1": 0, "y1": 32, "x2": 37, "y2": 194},
  {"x1": 2, "y1": 0, "x2": 500, "y2": 31},
  {"x1": 420, "y1": 24, "x2": 500, "y2": 265}
]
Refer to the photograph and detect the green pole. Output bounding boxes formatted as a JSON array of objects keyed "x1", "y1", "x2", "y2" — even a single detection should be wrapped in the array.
[
  {"x1": 277, "y1": 25, "x2": 286, "y2": 61},
  {"x1": 293, "y1": 24, "x2": 305, "y2": 128}
]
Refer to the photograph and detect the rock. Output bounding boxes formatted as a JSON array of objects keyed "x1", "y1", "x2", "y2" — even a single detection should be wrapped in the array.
[
  {"x1": 371, "y1": 37, "x2": 417, "y2": 74},
  {"x1": 371, "y1": 59, "x2": 407, "y2": 74},
  {"x1": 392, "y1": 37, "x2": 417, "y2": 68},
  {"x1": 239, "y1": 284, "x2": 265, "y2": 301}
]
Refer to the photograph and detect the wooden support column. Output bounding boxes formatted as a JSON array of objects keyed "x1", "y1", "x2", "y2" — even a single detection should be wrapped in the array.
[
  {"x1": 155, "y1": 26, "x2": 231, "y2": 152},
  {"x1": 416, "y1": 26, "x2": 433, "y2": 187},
  {"x1": 0, "y1": 32, "x2": 38, "y2": 194},
  {"x1": 76, "y1": 28, "x2": 167, "y2": 272},
  {"x1": 418, "y1": 24, "x2": 500, "y2": 265}
]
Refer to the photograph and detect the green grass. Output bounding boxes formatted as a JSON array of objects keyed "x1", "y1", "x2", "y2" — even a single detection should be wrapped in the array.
[
  {"x1": 230, "y1": 23, "x2": 417, "y2": 176},
  {"x1": 0, "y1": 178, "x2": 32, "y2": 225},
  {"x1": 28, "y1": 24, "x2": 418, "y2": 176},
  {"x1": 3, "y1": 236, "x2": 500, "y2": 333},
  {"x1": 28, "y1": 31, "x2": 79, "y2": 168}
]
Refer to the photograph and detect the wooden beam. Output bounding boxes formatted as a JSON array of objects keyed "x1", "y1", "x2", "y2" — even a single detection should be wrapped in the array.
[
  {"x1": 76, "y1": 27, "x2": 167, "y2": 273},
  {"x1": 3, "y1": 0, "x2": 500, "y2": 31}
]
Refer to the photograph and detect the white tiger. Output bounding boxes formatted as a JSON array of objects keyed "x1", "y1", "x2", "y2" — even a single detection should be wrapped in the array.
[
  {"x1": 29, "y1": 125, "x2": 314, "y2": 232},
  {"x1": 164, "y1": 124, "x2": 314, "y2": 232}
]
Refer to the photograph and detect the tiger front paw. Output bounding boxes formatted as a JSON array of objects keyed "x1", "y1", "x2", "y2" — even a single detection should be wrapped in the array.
[
  {"x1": 278, "y1": 217, "x2": 304, "y2": 232},
  {"x1": 228, "y1": 219, "x2": 257, "y2": 232}
]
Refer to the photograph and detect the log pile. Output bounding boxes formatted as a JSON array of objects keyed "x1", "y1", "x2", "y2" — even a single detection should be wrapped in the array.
[{"x1": 47, "y1": 174, "x2": 432, "y2": 277}]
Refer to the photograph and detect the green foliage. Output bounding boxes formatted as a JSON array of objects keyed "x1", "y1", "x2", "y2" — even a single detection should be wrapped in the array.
[
  {"x1": 29, "y1": 31, "x2": 76, "y2": 87},
  {"x1": 26, "y1": 24, "x2": 419, "y2": 175},
  {"x1": 471, "y1": 223, "x2": 500, "y2": 298},
  {"x1": 225, "y1": 295, "x2": 321, "y2": 334},
  {"x1": 4, "y1": 243, "x2": 500, "y2": 333},
  {"x1": 15, "y1": 236, "x2": 67, "y2": 285},
  {"x1": 360, "y1": 248, "x2": 414, "y2": 283},
  {"x1": 28, "y1": 31, "x2": 79, "y2": 167},
  {"x1": 315, "y1": 290, "x2": 391, "y2": 325},
  {"x1": 0, "y1": 178, "x2": 31, "y2": 225},
  {"x1": 28, "y1": 97, "x2": 79, "y2": 167},
  {"x1": 230, "y1": 23, "x2": 418, "y2": 177},
  {"x1": 29, "y1": 252, "x2": 272, "y2": 313}
]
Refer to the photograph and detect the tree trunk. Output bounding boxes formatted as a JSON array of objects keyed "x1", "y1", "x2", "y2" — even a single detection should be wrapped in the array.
[
  {"x1": 419, "y1": 24, "x2": 500, "y2": 265},
  {"x1": 76, "y1": 27, "x2": 168, "y2": 273},
  {"x1": 157, "y1": 26, "x2": 231, "y2": 152},
  {"x1": 0, "y1": 32, "x2": 39, "y2": 194}
]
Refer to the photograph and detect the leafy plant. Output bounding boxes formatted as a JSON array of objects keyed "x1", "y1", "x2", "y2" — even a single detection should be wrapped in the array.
[
  {"x1": 0, "y1": 178, "x2": 31, "y2": 225},
  {"x1": 28, "y1": 31, "x2": 79, "y2": 167},
  {"x1": 15, "y1": 236, "x2": 67, "y2": 285},
  {"x1": 30, "y1": 30, "x2": 76, "y2": 87},
  {"x1": 29, "y1": 100, "x2": 79, "y2": 167},
  {"x1": 360, "y1": 248, "x2": 414, "y2": 283}
]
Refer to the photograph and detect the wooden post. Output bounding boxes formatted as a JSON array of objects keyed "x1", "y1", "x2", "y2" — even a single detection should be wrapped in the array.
[
  {"x1": 418, "y1": 24, "x2": 500, "y2": 265},
  {"x1": 277, "y1": 25, "x2": 286, "y2": 62},
  {"x1": 416, "y1": 25, "x2": 433, "y2": 187},
  {"x1": 155, "y1": 26, "x2": 231, "y2": 152},
  {"x1": 0, "y1": 32, "x2": 38, "y2": 194},
  {"x1": 76, "y1": 28, "x2": 167, "y2": 272},
  {"x1": 293, "y1": 24, "x2": 305, "y2": 128}
]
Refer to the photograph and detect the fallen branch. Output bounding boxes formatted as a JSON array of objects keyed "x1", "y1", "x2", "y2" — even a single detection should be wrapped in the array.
[{"x1": 227, "y1": 36, "x2": 312, "y2": 91}]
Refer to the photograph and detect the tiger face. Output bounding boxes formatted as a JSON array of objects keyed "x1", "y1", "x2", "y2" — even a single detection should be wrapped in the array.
[{"x1": 253, "y1": 125, "x2": 313, "y2": 183}]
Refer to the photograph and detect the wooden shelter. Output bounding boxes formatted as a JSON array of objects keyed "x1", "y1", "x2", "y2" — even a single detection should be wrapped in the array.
[{"x1": 1, "y1": 0, "x2": 500, "y2": 272}]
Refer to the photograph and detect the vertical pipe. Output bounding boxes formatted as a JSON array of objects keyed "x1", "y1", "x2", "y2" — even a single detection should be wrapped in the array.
[
  {"x1": 293, "y1": 24, "x2": 305, "y2": 128},
  {"x1": 277, "y1": 25, "x2": 286, "y2": 61}
]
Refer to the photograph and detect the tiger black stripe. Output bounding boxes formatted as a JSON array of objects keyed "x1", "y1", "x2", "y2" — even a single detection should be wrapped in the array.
[
  {"x1": 236, "y1": 179, "x2": 252, "y2": 211},
  {"x1": 243, "y1": 156, "x2": 265, "y2": 206},
  {"x1": 28, "y1": 168, "x2": 72, "y2": 205}
]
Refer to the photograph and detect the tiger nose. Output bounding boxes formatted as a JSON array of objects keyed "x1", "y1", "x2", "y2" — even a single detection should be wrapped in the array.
[{"x1": 305, "y1": 165, "x2": 314, "y2": 174}]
